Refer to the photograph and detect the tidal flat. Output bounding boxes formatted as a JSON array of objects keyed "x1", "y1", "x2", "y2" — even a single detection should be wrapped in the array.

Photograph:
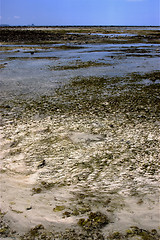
[{"x1": 0, "y1": 26, "x2": 160, "y2": 239}]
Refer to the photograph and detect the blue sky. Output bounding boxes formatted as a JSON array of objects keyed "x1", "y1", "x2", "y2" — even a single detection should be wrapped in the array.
[{"x1": 0, "y1": 0, "x2": 159, "y2": 26}]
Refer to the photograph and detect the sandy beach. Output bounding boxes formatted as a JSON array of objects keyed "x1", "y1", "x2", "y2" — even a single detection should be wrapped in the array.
[{"x1": 0, "y1": 26, "x2": 160, "y2": 239}]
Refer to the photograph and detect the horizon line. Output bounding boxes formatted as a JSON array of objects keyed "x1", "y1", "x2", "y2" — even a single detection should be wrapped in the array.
[{"x1": 1, "y1": 24, "x2": 160, "y2": 27}]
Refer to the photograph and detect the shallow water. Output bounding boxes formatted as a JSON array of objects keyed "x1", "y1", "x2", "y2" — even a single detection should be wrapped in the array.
[{"x1": 0, "y1": 42, "x2": 159, "y2": 101}]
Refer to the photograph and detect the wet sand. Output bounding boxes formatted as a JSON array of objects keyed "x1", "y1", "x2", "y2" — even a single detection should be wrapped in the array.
[{"x1": 0, "y1": 26, "x2": 160, "y2": 239}]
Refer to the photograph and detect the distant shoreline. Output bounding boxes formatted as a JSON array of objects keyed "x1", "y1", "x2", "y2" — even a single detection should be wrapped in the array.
[{"x1": 0, "y1": 26, "x2": 159, "y2": 44}]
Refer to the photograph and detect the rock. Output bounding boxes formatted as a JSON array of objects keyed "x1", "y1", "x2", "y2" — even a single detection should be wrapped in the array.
[
  {"x1": 147, "y1": 133, "x2": 154, "y2": 141},
  {"x1": 26, "y1": 206, "x2": 32, "y2": 210},
  {"x1": 63, "y1": 211, "x2": 71, "y2": 217},
  {"x1": 32, "y1": 187, "x2": 42, "y2": 194},
  {"x1": 5, "y1": 105, "x2": 11, "y2": 109},
  {"x1": 37, "y1": 159, "x2": 46, "y2": 168}
]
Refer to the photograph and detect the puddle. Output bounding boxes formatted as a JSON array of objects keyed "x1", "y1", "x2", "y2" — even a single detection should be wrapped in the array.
[{"x1": 90, "y1": 33, "x2": 136, "y2": 37}]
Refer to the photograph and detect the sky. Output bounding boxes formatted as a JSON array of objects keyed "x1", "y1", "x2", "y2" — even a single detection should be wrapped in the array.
[{"x1": 0, "y1": 0, "x2": 159, "y2": 26}]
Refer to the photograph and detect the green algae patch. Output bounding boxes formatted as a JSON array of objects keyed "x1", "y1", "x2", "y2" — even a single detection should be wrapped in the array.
[
  {"x1": 0, "y1": 211, "x2": 12, "y2": 238},
  {"x1": 0, "y1": 228, "x2": 9, "y2": 234},
  {"x1": 0, "y1": 63, "x2": 7, "y2": 69},
  {"x1": 40, "y1": 181, "x2": 55, "y2": 189},
  {"x1": 2, "y1": 71, "x2": 159, "y2": 121},
  {"x1": 107, "y1": 227, "x2": 160, "y2": 239},
  {"x1": 20, "y1": 224, "x2": 53, "y2": 240},
  {"x1": 125, "y1": 227, "x2": 159, "y2": 240},
  {"x1": 130, "y1": 71, "x2": 160, "y2": 82},
  {"x1": 11, "y1": 209, "x2": 23, "y2": 214},
  {"x1": 53, "y1": 45, "x2": 84, "y2": 50},
  {"x1": 107, "y1": 231, "x2": 123, "y2": 239},
  {"x1": 78, "y1": 211, "x2": 109, "y2": 231},
  {"x1": 49, "y1": 60, "x2": 110, "y2": 71},
  {"x1": 53, "y1": 205, "x2": 65, "y2": 212}
]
